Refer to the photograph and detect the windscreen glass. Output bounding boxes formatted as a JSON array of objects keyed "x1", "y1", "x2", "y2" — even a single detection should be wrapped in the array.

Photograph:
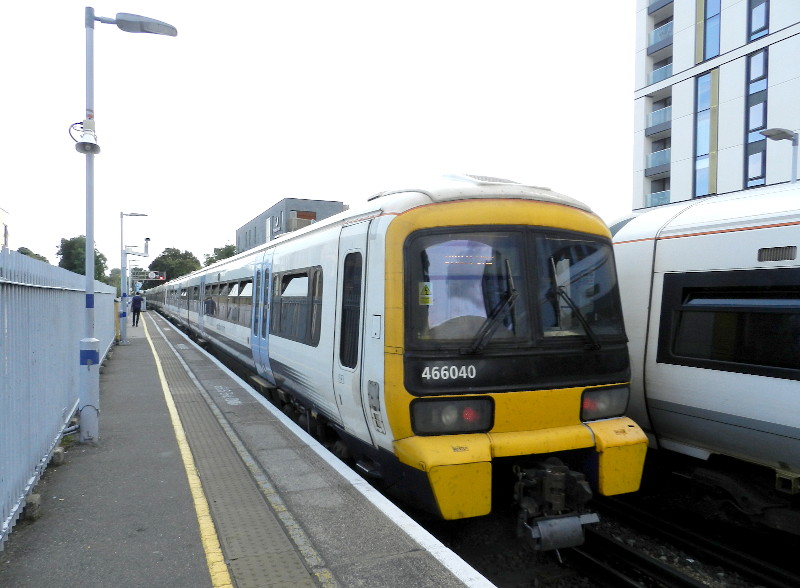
[
  {"x1": 408, "y1": 232, "x2": 528, "y2": 345},
  {"x1": 406, "y1": 229, "x2": 624, "y2": 349},
  {"x1": 535, "y1": 236, "x2": 624, "y2": 339}
]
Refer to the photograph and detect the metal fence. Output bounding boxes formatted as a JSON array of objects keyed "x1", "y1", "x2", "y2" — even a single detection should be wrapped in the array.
[{"x1": 0, "y1": 248, "x2": 117, "y2": 550}]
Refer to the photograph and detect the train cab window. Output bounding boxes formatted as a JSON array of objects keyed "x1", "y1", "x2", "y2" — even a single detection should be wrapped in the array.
[
  {"x1": 406, "y1": 231, "x2": 528, "y2": 347},
  {"x1": 534, "y1": 236, "x2": 624, "y2": 343},
  {"x1": 406, "y1": 229, "x2": 624, "y2": 351}
]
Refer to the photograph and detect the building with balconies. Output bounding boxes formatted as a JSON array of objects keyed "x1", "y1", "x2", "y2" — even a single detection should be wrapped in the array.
[{"x1": 634, "y1": 0, "x2": 800, "y2": 209}]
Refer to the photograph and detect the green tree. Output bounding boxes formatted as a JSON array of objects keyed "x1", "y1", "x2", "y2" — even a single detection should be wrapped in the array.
[
  {"x1": 56, "y1": 236, "x2": 108, "y2": 281},
  {"x1": 204, "y1": 244, "x2": 237, "y2": 267},
  {"x1": 149, "y1": 248, "x2": 201, "y2": 281},
  {"x1": 17, "y1": 247, "x2": 49, "y2": 263},
  {"x1": 108, "y1": 268, "x2": 121, "y2": 295}
]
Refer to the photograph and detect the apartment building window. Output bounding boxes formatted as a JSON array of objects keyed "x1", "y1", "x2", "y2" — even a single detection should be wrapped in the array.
[
  {"x1": 749, "y1": 0, "x2": 769, "y2": 41},
  {"x1": 745, "y1": 49, "x2": 768, "y2": 187},
  {"x1": 694, "y1": 71, "x2": 718, "y2": 197},
  {"x1": 703, "y1": 0, "x2": 721, "y2": 60}
]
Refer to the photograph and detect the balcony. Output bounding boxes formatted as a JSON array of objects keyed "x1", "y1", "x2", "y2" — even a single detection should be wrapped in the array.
[
  {"x1": 648, "y1": 0, "x2": 673, "y2": 13},
  {"x1": 649, "y1": 63, "x2": 673, "y2": 85},
  {"x1": 648, "y1": 148, "x2": 670, "y2": 168},
  {"x1": 645, "y1": 148, "x2": 671, "y2": 177},
  {"x1": 646, "y1": 190, "x2": 671, "y2": 207},
  {"x1": 646, "y1": 105, "x2": 672, "y2": 136},
  {"x1": 648, "y1": 21, "x2": 673, "y2": 55}
]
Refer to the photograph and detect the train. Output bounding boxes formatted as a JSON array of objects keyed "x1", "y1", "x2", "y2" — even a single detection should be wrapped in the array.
[
  {"x1": 611, "y1": 182, "x2": 800, "y2": 535},
  {"x1": 147, "y1": 174, "x2": 648, "y2": 550}
]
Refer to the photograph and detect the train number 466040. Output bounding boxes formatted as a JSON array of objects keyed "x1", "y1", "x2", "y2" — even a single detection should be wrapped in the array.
[{"x1": 421, "y1": 365, "x2": 477, "y2": 380}]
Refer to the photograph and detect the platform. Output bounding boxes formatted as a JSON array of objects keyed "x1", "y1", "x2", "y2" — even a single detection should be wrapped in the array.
[{"x1": 0, "y1": 311, "x2": 492, "y2": 588}]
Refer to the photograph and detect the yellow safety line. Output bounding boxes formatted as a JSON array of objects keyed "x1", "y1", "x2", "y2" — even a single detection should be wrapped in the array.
[{"x1": 142, "y1": 318, "x2": 234, "y2": 588}]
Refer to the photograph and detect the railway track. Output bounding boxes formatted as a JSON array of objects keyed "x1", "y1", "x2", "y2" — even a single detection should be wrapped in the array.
[
  {"x1": 208, "y1": 338, "x2": 798, "y2": 588},
  {"x1": 591, "y1": 495, "x2": 800, "y2": 588},
  {"x1": 569, "y1": 529, "x2": 711, "y2": 588}
]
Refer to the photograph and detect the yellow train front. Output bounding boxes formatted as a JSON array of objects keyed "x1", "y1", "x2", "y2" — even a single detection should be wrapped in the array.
[{"x1": 374, "y1": 177, "x2": 647, "y2": 550}]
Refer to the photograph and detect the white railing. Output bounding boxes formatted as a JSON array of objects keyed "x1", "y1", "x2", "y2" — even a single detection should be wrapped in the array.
[{"x1": 0, "y1": 249, "x2": 117, "y2": 550}]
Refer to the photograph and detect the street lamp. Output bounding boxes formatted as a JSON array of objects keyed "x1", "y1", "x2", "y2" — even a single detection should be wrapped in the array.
[
  {"x1": 119, "y1": 212, "x2": 148, "y2": 345},
  {"x1": 75, "y1": 7, "x2": 177, "y2": 443},
  {"x1": 760, "y1": 127, "x2": 798, "y2": 184}
]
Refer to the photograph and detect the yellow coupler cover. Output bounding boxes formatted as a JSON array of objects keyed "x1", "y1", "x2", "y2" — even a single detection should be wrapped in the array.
[
  {"x1": 586, "y1": 417, "x2": 649, "y2": 495},
  {"x1": 394, "y1": 435, "x2": 492, "y2": 519}
]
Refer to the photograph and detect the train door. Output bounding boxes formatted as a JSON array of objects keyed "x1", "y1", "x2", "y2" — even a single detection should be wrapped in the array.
[
  {"x1": 198, "y1": 275, "x2": 207, "y2": 335},
  {"x1": 252, "y1": 252, "x2": 275, "y2": 383},
  {"x1": 333, "y1": 223, "x2": 373, "y2": 443}
]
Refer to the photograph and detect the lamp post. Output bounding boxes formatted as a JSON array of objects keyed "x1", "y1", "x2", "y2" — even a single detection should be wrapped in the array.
[
  {"x1": 74, "y1": 7, "x2": 176, "y2": 443},
  {"x1": 120, "y1": 212, "x2": 148, "y2": 345},
  {"x1": 760, "y1": 127, "x2": 798, "y2": 184}
]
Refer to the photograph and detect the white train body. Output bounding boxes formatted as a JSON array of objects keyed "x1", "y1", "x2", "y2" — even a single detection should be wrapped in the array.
[
  {"x1": 612, "y1": 183, "x2": 800, "y2": 495},
  {"x1": 148, "y1": 175, "x2": 649, "y2": 549}
]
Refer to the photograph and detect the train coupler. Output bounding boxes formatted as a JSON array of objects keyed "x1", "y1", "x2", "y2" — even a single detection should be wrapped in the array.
[{"x1": 514, "y1": 458, "x2": 598, "y2": 550}]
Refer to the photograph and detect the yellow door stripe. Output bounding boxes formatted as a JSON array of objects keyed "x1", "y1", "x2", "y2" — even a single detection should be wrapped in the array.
[{"x1": 142, "y1": 319, "x2": 233, "y2": 588}]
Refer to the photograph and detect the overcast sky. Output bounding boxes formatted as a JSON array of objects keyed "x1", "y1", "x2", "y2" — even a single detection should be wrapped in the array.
[{"x1": 1, "y1": 1, "x2": 636, "y2": 268}]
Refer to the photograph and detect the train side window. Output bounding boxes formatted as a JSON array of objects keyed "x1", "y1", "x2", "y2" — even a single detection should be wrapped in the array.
[
  {"x1": 261, "y1": 273, "x2": 270, "y2": 338},
  {"x1": 270, "y1": 267, "x2": 322, "y2": 346},
  {"x1": 658, "y1": 269, "x2": 800, "y2": 379},
  {"x1": 311, "y1": 269, "x2": 323, "y2": 346},
  {"x1": 238, "y1": 280, "x2": 253, "y2": 327},
  {"x1": 340, "y1": 252, "x2": 362, "y2": 368},
  {"x1": 253, "y1": 270, "x2": 261, "y2": 334}
]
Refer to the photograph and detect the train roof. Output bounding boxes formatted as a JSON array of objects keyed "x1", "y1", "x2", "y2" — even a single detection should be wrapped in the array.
[
  {"x1": 156, "y1": 175, "x2": 597, "y2": 286},
  {"x1": 365, "y1": 174, "x2": 593, "y2": 213},
  {"x1": 612, "y1": 182, "x2": 800, "y2": 243}
]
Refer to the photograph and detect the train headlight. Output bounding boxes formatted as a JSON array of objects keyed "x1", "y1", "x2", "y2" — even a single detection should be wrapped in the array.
[
  {"x1": 411, "y1": 397, "x2": 493, "y2": 435},
  {"x1": 581, "y1": 386, "x2": 629, "y2": 421}
]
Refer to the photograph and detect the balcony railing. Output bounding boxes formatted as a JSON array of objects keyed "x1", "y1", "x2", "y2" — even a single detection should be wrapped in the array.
[
  {"x1": 646, "y1": 190, "x2": 671, "y2": 207},
  {"x1": 648, "y1": 106, "x2": 672, "y2": 128},
  {"x1": 647, "y1": 148, "x2": 671, "y2": 169},
  {"x1": 649, "y1": 21, "x2": 673, "y2": 46},
  {"x1": 650, "y1": 63, "x2": 673, "y2": 84}
]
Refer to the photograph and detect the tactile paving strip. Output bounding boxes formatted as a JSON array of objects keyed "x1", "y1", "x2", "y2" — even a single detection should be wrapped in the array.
[{"x1": 146, "y1": 315, "x2": 317, "y2": 588}]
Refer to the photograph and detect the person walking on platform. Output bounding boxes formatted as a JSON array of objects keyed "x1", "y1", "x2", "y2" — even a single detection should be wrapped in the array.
[{"x1": 131, "y1": 292, "x2": 144, "y2": 327}]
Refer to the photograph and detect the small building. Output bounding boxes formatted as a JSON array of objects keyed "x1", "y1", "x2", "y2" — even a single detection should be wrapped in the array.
[{"x1": 235, "y1": 198, "x2": 346, "y2": 253}]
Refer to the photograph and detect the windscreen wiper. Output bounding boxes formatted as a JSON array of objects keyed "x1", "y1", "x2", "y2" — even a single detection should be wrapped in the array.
[
  {"x1": 461, "y1": 259, "x2": 518, "y2": 355},
  {"x1": 554, "y1": 286, "x2": 602, "y2": 351}
]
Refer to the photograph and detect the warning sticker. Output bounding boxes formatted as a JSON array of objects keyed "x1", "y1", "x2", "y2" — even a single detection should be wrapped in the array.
[{"x1": 418, "y1": 282, "x2": 433, "y2": 305}]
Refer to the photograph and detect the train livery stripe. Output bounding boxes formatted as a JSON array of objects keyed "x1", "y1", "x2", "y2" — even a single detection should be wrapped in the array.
[
  {"x1": 614, "y1": 218, "x2": 800, "y2": 245},
  {"x1": 142, "y1": 320, "x2": 234, "y2": 588}
]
